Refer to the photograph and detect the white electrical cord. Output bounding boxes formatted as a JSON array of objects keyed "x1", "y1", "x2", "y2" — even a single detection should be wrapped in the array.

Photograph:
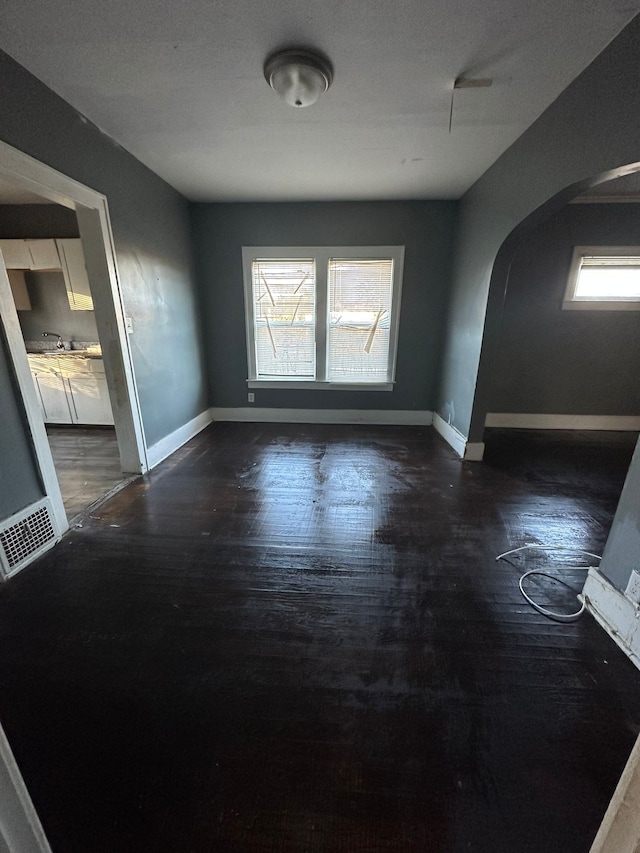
[{"x1": 495, "y1": 543, "x2": 602, "y2": 623}]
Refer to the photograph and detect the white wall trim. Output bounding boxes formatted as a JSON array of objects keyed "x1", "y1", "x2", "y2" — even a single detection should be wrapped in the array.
[
  {"x1": 486, "y1": 413, "x2": 640, "y2": 431},
  {"x1": 0, "y1": 723, "x2": 53, "y2": 852},
  {"x1": 211, "y1": 407, "x2": 433, "y2": 426},
  {"x1": 146, "y1": 408, "x2": 214, "y2": 469},
  {"x1": 581, "y1": 569, "x2": 640, "y2": 671},
  {"x1": 432, "y1": 412, "x2": 485, "y2": 460}
]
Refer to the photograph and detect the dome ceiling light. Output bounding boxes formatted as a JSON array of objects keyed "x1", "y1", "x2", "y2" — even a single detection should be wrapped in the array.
[{"x1": 264, "y1": 48, "x2": 333, "y2": 108}]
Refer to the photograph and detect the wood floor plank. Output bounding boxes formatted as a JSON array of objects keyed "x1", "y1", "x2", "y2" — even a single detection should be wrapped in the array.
[
  {"x1": 46, "y1": 425, "x2": 124, "y2": 518},
  {"x1": 0, "y1": 424, "x2": 638, "y2": 852}
]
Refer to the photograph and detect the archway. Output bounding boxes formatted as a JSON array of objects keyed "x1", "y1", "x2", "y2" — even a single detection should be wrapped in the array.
[{"x1": 468, "y1": 165, "x2": 640, "y2": 446}]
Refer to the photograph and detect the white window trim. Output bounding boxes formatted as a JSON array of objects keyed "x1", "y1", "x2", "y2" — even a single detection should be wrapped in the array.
[
  {"x1": 242, "y1": 246, "x2": 404, "y2": 390},
  {"x1": 563, "y1": 245, "x2": 640, "y2": 311}
]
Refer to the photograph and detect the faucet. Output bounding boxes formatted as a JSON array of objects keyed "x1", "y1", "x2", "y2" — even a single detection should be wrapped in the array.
[{"x1": 43, "y1": 332, "x2": 64, "y2": 349}]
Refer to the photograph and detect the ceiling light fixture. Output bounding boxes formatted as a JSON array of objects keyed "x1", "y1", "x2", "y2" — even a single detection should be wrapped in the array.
[{"x1": 264, "y1": 48, "x2": 333, "y2": 108}]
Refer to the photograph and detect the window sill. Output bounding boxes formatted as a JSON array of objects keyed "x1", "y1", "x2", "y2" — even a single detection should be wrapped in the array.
[
  {"x1": 562, "y1": 300, "x2": 640, "y2": 311},
  {"x1": 247, "y1": 379, "x2": 394, "y2": 391}
]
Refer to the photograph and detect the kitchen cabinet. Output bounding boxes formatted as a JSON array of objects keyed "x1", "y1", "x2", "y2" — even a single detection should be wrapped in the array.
[
  {"x1": 29, "y1": 359, "x2": 72, "y2": 424},
  {"x1": 27, "y1": 239, "x2": 62, "y2": 270},
  {"x1": 0, "y1": 239, "x2": 31, "y2": 268},
  {"x1": 0, "y1": 237, "x2": 93, "y2": 311},
  {"x1": 57, "y1": 238, "x2": 94, "y2": 311},
  {"x1": 65, "y1": 374, "x2": 113, "y2": 425},
  {"x1": 28, "y1": 354, "x2": 113, "y2": 425},
  {"x1": 0, "y1": 239, "x2": 60, "y2": 270}
]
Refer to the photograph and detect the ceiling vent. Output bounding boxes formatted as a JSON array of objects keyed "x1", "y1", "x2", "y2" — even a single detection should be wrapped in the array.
[{"x1": 0, "y1": 499, "x2": 59, "y2": 580}]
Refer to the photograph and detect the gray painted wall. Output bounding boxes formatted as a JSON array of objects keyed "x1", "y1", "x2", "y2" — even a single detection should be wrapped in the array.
[
  {"x1": 600, "y1": 436, "x2": 640, "y2": 591},
  {"x1": 490, "y1": 204, "x2": 640, "y2": 416},
  {"x1": 436, "y1": 15, "x2": 640, "y2": 443},
  {"x1": 191, "y1": 201, "x2": 457, "y2": 411},
  {"x1": 0, "y1": 50, "x2": 208, "y2": 519}
]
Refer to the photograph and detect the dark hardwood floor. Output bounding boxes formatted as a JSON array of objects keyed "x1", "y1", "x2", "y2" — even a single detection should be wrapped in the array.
[
  {"x1": 46, "y1": 425, "x2": 125, "y2": 519},
  {"x1": 1, "y1": 424, "x2": 639, "y2": 852}
]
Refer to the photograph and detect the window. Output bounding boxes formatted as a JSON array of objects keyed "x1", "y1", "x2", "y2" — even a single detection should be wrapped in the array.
[
  {"x1": 563, "y1": 246, "x2": 640, "y2": 311},
  {"x1": 242, "y1": 247, "x2": 404, "y2": 389}
]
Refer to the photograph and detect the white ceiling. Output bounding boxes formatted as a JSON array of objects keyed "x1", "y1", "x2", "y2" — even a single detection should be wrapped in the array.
[{"x1": 0, "y1": 0, "x2": 637, "y2": 202}]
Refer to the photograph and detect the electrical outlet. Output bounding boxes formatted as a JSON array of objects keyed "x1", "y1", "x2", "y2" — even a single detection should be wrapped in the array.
[
  {"x1": 248, "y1": 392, "x2": 255, "y2": 403},
  {"x1": 625, "y1": 570, "x2": 640, "y2": 605}
]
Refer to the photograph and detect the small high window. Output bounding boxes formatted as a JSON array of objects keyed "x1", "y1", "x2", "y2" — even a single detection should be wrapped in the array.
[
  {"x1": 563, "y1": 246, "x2": 640, "y2": 310},
  {"x1": 242, "y1": 247, "x2": 404, "y2": 390}
]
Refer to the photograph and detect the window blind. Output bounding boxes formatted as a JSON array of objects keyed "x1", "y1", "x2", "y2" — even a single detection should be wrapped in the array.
[
  {"x1": 577, "y1": 255, "x2": 640, "y2": 300},
  {"x1": 327, "y1": 258, "x2": 394, "y2": 382},
  {"x1": 252, "y1": 259, "x2": 316, "y2": 376}
]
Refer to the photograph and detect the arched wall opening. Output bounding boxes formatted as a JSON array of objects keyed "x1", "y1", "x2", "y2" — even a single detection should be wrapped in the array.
[
  {"x1": 435, "y1": 15, "x2": 640, "y2": 459},
  {"x1": 468, "y1": 165, "x2": 640, "y2": 445}
]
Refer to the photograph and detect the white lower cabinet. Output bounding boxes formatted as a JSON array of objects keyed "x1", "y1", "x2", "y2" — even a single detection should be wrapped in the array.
[
  {"x1": 65, "y1": 373, "x2": 114, "y2": 425},
  {"x1": 32, "y1": 370, "x2": 73, "y2": 424},
  {"x1": 28, "y1": 355, "x2": 114, "y2": 426}
]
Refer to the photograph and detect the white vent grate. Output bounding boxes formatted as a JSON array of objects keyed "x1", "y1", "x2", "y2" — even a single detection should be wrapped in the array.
[{"x1": 0, "y1": 499, "x2": 58, "y2": 579}]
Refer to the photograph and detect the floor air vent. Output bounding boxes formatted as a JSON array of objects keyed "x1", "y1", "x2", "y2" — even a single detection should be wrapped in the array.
[{"x1": 0, "y1": 499, "x2": 59, "y2": 580}]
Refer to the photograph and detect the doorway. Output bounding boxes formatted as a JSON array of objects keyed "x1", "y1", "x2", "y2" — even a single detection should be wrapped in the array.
[
  {"x1": 0, "y1": 141, "x2": 147, "y2": 538},
  {"x1": 1, "y1": 199, "x2": 128, "y2": 520}
]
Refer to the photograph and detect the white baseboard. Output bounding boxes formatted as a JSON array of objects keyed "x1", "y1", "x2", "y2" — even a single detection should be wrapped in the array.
[
  {"x1": 210, "y1": 408, "x2": 433, "y2": 426},
  {"x1": 581, "y1": 568, "x2": 640, "y2": 671},
  {"x1": 464, "y1": 441, "x2": 486, "y2": 461},
  {"x1": 432, "y1": 412, "x2": 485, "y2": 461},
  {"x1": 146, "y1": 408, "x2": 214, "y2": 469},
  {"x1": 486, "y1": 413, "x2": 640, "y2": 431}
]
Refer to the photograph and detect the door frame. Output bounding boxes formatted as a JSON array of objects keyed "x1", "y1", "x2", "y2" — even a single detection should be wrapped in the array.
[{"x1": 0, "y1": 140, "x2": 148, "y2": 535}]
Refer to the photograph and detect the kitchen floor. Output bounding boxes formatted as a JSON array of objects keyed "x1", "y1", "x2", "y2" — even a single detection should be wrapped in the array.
[
  {"x1": 1, "y1": 424, "x2": 639, "y2": 852},
  {"x1": 46, "y1": 425, "x2": 126, "y2": 519}
]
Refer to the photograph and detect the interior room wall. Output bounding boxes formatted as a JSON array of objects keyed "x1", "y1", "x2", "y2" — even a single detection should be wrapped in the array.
[
  {"x1": 191, "y1": 200, "x2": 458, "y2": 412},
  {"x1": 489, "y1": 203, "x2": 640, "y2": 417},
  {"x1": 0, "y1": 49, "x2": 208, "y2": 520}
]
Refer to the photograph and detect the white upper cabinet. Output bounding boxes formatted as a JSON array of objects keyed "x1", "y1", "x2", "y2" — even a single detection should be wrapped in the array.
[
  {"x1": 0, "y1": 236, "x2": 93, "y2": 311},
  {"x1": 56, "y1": 238, "x2": 94, "y2": 311},
  {"x1": 27, "y1": 239, "x2": 62, "y2": 270},
  {"x1": 0, "y1": 239, "x2": 32, "y2": 268},
  {"x1": 0, "y1": 238, "x2": 60, "y2": 270}
]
